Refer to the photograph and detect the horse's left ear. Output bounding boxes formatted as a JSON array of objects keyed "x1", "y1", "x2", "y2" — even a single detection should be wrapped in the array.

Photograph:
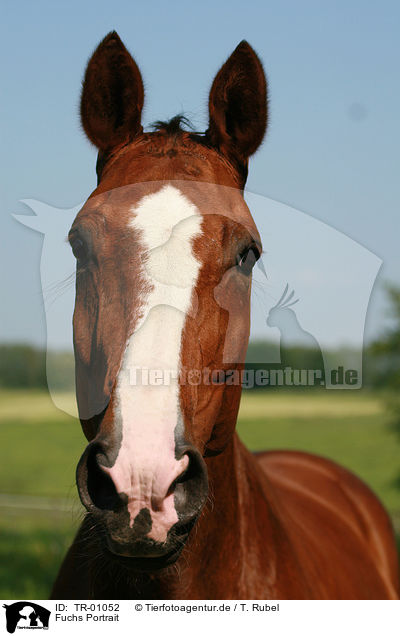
[
  {"x1": 207, "y1": 41, "x2": 268, "y2": 166},
  {"x1": 80, "y1": 31, "x2": 144, "y2": 151}
]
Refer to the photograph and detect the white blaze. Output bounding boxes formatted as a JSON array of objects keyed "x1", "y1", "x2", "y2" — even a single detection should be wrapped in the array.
[{"x1": 107, "y1": 185, "x2": 202, "y2": 542}]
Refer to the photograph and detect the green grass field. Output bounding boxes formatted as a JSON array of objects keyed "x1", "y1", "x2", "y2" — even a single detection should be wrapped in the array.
[{"x1": 0, "y1": 388, "x2": 399, "y2": 598}]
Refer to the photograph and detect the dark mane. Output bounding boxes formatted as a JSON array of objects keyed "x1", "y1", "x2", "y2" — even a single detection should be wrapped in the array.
[
  {"x1": 96, "y1": 115, "x2": 206, "y2": 184},
  {"x1": 150, "y1": 114, "x2": 196, "y2": 135},
  {"x1": 149, "y1": 113, "x2": 248, "y2": 185}
]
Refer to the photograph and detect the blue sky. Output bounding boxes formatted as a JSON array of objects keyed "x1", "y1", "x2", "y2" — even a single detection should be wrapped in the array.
[{"x1": 1, "y1": 0, "x2": 399, "y2": 348}]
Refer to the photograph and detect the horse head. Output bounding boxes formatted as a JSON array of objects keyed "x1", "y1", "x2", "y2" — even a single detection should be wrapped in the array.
[{"x1": 72, "y1": 32, "x2": 267, "y2": 569}]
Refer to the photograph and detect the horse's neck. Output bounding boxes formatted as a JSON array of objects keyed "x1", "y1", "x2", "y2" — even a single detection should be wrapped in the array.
[
  {"x1": 197, "y1": 434, "x2": 280, "y2": 595},
  {"x1": 126, "y1": 434, "x2": 280, "y2": 599}
]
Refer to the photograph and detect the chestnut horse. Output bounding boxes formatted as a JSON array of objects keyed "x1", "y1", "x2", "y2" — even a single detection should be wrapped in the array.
[{"x1": 51, "y1": 32, "x2": 399, "y2": 599}]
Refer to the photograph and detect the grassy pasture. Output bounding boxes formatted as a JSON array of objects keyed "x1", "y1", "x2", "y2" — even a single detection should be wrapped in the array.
[{"x1": 0, "y1": 388, "x2": 398, "y2": 598}]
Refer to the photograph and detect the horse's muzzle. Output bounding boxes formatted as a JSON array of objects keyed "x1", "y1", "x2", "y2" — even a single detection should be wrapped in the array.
[
  {"x1": 76, "y1": 439, "x2": 208, "y2": 569},
  {"x1": 102, "y1": 516, "x2": 197, "y2": 571}
]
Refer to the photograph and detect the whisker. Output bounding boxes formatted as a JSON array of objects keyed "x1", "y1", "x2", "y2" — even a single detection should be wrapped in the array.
[{"x1": 42, "y1": 272, "x2": 76, "y2": 308}]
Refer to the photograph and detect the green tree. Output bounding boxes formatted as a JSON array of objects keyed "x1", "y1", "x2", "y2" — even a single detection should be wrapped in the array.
[
  {"x1": 370, "y1": 285, "x2": 400, "y2": 484},
  {"x1": 370, "y1": 286, "x2": 400, "y2": 388}
]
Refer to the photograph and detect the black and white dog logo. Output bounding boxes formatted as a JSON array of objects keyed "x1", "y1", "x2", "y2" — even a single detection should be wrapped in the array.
[{"x1": 3, "y1": 602, "x2": 50, "y2": 633}]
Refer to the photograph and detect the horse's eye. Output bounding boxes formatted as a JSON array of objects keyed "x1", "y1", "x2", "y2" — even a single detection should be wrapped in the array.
[
  {"x1": 70, "y1": 237, "x2": 87, "y2": 261},
  {"x1": 237, "y1": 246, "x2": 260, "y2": 275}
]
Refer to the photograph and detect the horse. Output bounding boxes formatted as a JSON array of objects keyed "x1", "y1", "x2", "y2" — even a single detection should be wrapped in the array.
[{"x1": 51, "y1": 32, "x2": 399, "y2": 599}]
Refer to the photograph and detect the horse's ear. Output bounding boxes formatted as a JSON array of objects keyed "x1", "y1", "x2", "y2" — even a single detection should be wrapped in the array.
[
  {"x1": 207, "y1": 41, "x2": 267, "y2": 165},
  {"x1": 80, "y1": 31, "x2": 144, "y2": 151}
]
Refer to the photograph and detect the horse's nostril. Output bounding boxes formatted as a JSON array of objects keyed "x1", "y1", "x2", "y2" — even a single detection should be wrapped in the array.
[
  {"x1": 167, "y1": 455, "x2": 195, "y2": 495},
  {"x1": 172, "y1": 449, "x2": 208, "y2": 521},
  {"x1": 88, "y1": 450, "x2": 120, "y2": 511},
  {"x1": 78, "y1": 443, "x2": 121, "y2": 512},
  {"x1": 180, "y1": 452, "x2": 201, "y2": 484}
]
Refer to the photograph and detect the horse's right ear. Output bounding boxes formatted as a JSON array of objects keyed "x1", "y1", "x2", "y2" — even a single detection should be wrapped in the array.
[
  {"x1": 80, "y1": 31, "x2": 144, "y2": 151},
  {"x1": 207, "y1": 41, "x2": 267, "y2": 167}
]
